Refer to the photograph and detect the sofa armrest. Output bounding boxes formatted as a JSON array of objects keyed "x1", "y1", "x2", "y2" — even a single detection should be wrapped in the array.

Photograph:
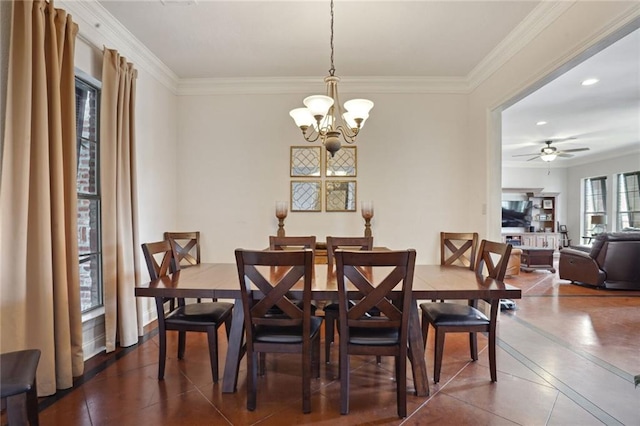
[{"x1": 559, "y1": 249, "x2": 605, "y2": 286}]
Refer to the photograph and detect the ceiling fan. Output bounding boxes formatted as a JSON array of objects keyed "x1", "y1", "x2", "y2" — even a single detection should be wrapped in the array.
[{"x1": 512, "y1": 139, "x2": 590, "y2": 162}]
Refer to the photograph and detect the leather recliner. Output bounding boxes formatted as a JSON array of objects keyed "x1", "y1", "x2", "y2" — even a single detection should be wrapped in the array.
[{"x1": 559, "y1": 232, "x2": 640, "y2": 290}]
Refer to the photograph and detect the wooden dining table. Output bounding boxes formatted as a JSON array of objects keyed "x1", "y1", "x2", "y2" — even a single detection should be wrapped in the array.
[{"x1": 135, "y1": 263, "x2": 521, "y2": 397}]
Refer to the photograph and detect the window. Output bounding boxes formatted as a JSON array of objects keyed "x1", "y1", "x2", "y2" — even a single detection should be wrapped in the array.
[
  {"x1": 75, "y1": 73, "x2": 102, "y2": 313},
  {"x1": 584, "y1": 176, "x2": 607, "y2": 234},
  {"x1": 617, "y1": 171, "x2": 640, "y2": 229}
]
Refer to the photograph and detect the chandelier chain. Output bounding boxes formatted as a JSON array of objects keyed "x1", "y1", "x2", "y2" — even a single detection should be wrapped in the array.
[{"x1": 329, "y1": 0, "x2": 335, "y2": 76}]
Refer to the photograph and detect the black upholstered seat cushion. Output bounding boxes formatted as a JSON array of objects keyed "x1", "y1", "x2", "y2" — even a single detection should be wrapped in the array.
[
  {"x1": 0, "y1": 349, "x2": 41, "y2": 398},
  {"x1": 254, "y1": 316, "x2": 323, "y2": 343},
  {"x1": 420, "y1": 302, "x2": 489, "y2": 327},
  {"x1": 165, "y1": 301, "x2": 233, "y2": 326},
  {"x1": 348, "y1": 326, "x2": 399, "y2": 346}
]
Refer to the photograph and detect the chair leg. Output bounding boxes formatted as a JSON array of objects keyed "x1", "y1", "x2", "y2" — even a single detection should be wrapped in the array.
[
  {"x1": 302, "y1": 345, "x2": 312, "y2": 414},
  {"x1": 324, "y1": 309, "x2": 337, "y2": 363},
  {"x1": 340, "y1": 348, "x2": 350, "y2": 414},
  {"x1": 421, "y1": 311, "x2": 429, "y2": 350},
  {"x1": 247, "y1": 351, "x2": 258, "y2": 411},
  {"x1": 396, "y1": 354, "x2": 407, "y2": 418},
  {"x1": 434, "y1": 329, "x2": 445, "y2": 383},
  {"x1": 177, "y1": 331, "x2": 186, "y2": 359},
  {"x1": 158, "y1": 329, "x2": 167, "y2": 380},
  {"x1": 206, "y1": 327, "x2": 219, "y2": 383},
  {"x1": 27, "y1": 379, "x2": 39, "y2": 426},
  {"x1": 469, "y1": 332, "x2": 478, "y2": 361},
  {"x1": 489, "y1": 329, "x2": 497, "y2": 382}
]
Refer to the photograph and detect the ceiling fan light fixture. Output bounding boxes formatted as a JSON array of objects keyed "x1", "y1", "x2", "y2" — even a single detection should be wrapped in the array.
[{"x1": 540, "y1": 153, "x2": 557, "y2": 162}]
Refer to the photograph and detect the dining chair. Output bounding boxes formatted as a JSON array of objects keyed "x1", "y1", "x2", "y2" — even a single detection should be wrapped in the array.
[
  {"x1": 235, "y1": 248, "x2": 322, "y2": 413},
  {"x1": 164, "y1": 231, "x2": 200, "y2": 269},
  {"x1": 0, "y1": 349, "x2": 41, "y2": 426},
  {"x1": 431, "y1": 232, "x2": 479, "y2": 302},
  {"x1": 335, "y1": 248, "x2": 416, "y2": 417},
  {"x1": 420, "y1": 239, "x2": 512, "y2": 383},
  {"x1": 141, "y1": 240, "x2": 233, "y2": 381},
  {"x1": 440, "y1": 232, "x2": 478, "y2": 269},
  {"x1": 164, "y1": 231, "x2": 207, "y2": 302},
  {"x1": 269, "y1": 235, "x2": 316, "y2": 254},
  {"x1": 323, "y1": 236, "x2": 374, "y2": 363}
]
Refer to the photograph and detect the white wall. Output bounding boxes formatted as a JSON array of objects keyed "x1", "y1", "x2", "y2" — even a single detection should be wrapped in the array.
[
  {"x1": 177, "y1": 92, "x2": 468, "y2": 265},
  {"x1": 566, "y1": 152, "x2": 640, "y2": 242}
]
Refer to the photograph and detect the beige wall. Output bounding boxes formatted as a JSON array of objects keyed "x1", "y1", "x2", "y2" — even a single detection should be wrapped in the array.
[{"x1": 177, "y1": 91, "x2": 468, "y2": 264}]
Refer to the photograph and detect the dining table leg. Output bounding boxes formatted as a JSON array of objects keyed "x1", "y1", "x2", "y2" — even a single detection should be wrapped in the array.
[
  {"x1": 408, "y1": 300, "x2": 429, "y2": 396},
  {"x1": 222, "y1": 298, "x2": 246, "y2": 393}
]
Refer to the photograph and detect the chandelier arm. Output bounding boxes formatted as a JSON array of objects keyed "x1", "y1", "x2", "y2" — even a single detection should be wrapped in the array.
[
  {"x1": 302, "y1": 127, "x2": 322, "y2": 143},
  {"x1": 334, "y1": 124, "x2": 359, "y2": 143}
]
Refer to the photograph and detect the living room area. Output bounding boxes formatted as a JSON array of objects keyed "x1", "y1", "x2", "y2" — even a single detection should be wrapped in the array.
[{"x1": 500, "y1": 23, "x2": 639, "y2": 288}]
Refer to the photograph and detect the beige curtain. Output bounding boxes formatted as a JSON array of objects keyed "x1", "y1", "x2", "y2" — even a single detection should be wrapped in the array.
[
  {"x1": 100, "y1": 48, "x2": 142, "y2": 351},
  {"x1": 0, "y1": 0, "x2": 83, "y2": 396}
]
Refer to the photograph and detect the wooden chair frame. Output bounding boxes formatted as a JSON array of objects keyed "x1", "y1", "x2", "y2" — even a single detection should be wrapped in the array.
[
  {"x1": 235, "y1": 249, "x2": 321, "y2": 413},
  {"x1": 164, "y1": 231, "x2": 201, "y2": 270},
  {"x1": 324, "y1": 236, "x2": 374, "y2": 363},
  {"x1": 335, "y1": 249, "x2": 416, "y2": 418},
  {"x1": 421, "y1": 239, "x2": 511, "y2": 383},
  {"x1": 142, "y1": 240, "x2": 232, "y2": 382},
  {"x1": 441, "y1": 232, "x2": 479, "y2": 269}
]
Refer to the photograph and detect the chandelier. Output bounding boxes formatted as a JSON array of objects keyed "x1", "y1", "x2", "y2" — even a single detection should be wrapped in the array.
[{"x1": 289, "y1": 0, "x2": 374, "y2": 157}]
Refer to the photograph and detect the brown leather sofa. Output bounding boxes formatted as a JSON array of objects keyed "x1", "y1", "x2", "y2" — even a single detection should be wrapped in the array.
[{"x1": 559, "y1": 232, "x2": 640, "y2": 290}]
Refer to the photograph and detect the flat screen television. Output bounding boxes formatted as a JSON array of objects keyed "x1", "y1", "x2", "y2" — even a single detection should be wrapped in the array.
[{"x1": 502, "y1": 200, "x2": 532, "y2": 228}]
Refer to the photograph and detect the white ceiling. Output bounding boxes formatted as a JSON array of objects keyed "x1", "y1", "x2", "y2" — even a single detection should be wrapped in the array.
[{"x1": 97, "y1": 1, "x2": 640, "y2": 166}]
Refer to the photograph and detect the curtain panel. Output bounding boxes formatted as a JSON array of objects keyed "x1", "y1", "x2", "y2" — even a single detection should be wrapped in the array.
[
  {"x1": 0, "y1": 0, "x2": 83, "y2": 396},
  {"x1": 100, "y1": 48, "x2": 142, "y2": 351}
]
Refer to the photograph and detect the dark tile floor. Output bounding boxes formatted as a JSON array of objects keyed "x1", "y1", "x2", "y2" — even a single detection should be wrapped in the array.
[{"x1": 32, "y1": 266, "x2": 640, "y2": 425}]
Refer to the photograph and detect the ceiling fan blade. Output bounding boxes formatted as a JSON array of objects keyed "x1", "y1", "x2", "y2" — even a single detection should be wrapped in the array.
[
  {"x1": 512, "y1": 152, "x2": 541, "y2": 157},
  {"x1": 558, "y1": 153, "x2": 574, "y2": 158},
  {"x1": 559, "y1": 147, "x2": 590, "y2": 153},
  {"x1": 526, "y1": 155, "x2": 541, "y2": 162}
]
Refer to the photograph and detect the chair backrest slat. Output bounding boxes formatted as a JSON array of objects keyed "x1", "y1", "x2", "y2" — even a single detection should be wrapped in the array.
[
  {"x1": 142, "y1": 240, "x2": 179, "y2": 280},
  {"x1": 441, "y1": 232, "x2": 478, "y2": 270},
  {"x1": 235, "y1": 249, "x2": 314, "y2": 341},
  {"x1": 164, "y1": 231, "x2": 200, "y2": 269},
  {"x1": 336, "y1": 249, "x2": 416, "y2": 335},
  {"x1": 269, "y1": 236, "x2": 316, "y2": 251},
  {"x1": 475, "y1": 239, "x2": 512, "y2": 281},
  {"x1": 326, "y1": 236, "x2": 373, "y2": 271}
]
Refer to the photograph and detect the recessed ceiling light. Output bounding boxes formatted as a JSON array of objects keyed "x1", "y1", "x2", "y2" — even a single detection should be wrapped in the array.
[
  {"x1": 536, "y1": 121, "x2": 547, "y2": 126},
  {"x1": 581, "y1": 78, "x2": 599, "y2": 86}
]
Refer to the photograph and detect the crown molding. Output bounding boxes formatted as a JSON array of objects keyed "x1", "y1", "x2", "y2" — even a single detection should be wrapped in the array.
[
  {"x1": 467, "y1": 1, "x2": 575, "y2": 91},
  {"x1": 176, "y1": 76, "x2": 469, "y2": 96},
  {"x1": 59, "y1": 0, "x2": 179, "y2": 94},
  {"x1": 59, "y1": 0, "x2": 638, "y2": 99}
]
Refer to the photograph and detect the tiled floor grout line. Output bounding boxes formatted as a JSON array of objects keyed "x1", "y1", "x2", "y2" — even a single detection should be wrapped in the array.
[
  {"x1": 497, "y1": 322, "x2": 624, "y2": 425},
  {"x1": 505, "y1": 313, "x2": 634, "y2": 382}
]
